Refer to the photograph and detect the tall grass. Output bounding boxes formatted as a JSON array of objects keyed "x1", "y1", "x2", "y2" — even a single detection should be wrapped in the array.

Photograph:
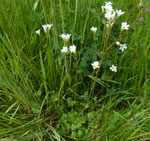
[{"x1": 0, "y1": 0, "x2": 150, "y2": 140}]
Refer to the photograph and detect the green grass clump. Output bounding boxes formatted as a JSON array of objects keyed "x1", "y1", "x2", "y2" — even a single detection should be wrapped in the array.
[{"x1": 0, "y1": 0, "x2": 150, "y2": 140}]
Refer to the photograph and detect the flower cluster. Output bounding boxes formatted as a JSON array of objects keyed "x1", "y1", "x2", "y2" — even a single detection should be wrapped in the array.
[
  {"x1": 35, "y1": 24, "x2": 53, "y2": 35},
  {"x1": 34, "y1": 1, "x2": 130, "y2": 75},
  {"x1": 59, "y1": 33, "x2": 76, "y2": 54},
  {"x1": 61, "y1": 45, "x2": 76, "y2": 54},
  {"x1": 139, "y1": 17, "x2": 144, "y2": 21},
  {"x1": 60, "y1": 34, "x2": 71, "y2": 43},
  {"x1": 42, "y1": 24, "x2": 53, "y2": 33},
  {"x1": 102, "y1": 2, "x2": 125, "y2": 28},
  {"x1": 102, "y1": 1, "x2": 130, "y2": 31}
]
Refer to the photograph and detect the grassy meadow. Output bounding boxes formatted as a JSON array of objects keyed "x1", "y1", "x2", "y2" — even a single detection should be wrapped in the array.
[{"x1": 0, "y1": 0, "x2": 150, "y2": 140}]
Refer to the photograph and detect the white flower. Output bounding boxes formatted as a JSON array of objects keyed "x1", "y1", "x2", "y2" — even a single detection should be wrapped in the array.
[
  {"x1": 42, "y1": 25, "x2": 47, "y2": 32},
  {"x1": 60, "y1": 34, "x2": 71, "y2": 42},
  {"x1": 111, "y1": 11, "x2": 116, "y2": 20},
  {"x1": 110, "y1": 65, "x2": 117, "y2": 72},
  {"x1": 105, "y1": 10, "x2": 116, "y2": 21},
  {"x1": 102, "y1": 6, "x2": 106, "y2": 13},
  {"x1": 42, "y1": 24, "x2": 53, "y2": 33},
  {"x1": 116, "y1": 41, "x2": 120, "y2": 46},
  {"x1": 91, "y1": 61, "x2": 99, "y2": 70},
  {"x1": 35, "y1": 29, "x2": 40, "y2": 35},
  {"x1": 105, "y1": 11, "x2": 115, "y2": 20},
  {"x1": 116, "y1": 10, "x2": 125, "y2": 17},
  {"x1": 121, "y1": 22, "x2": 129, "y2": 30},
  {"x1": 69, "y1": 45, "x2": 76, "y2": 53},
  {"x1": 104, "y1": 2, "x2": 113, "y2": 12},
  {"x1": 102, "y1": 1, "x2": 113, "y2": 13},
  {"x1": 105, "y1": 5, "x2": 113, "y2": 13},
  {"x1": 61, "y1": 46, "x2": 69, "y2": 53},
  {"x1": 46, "y1": 24, "x2": 53, "y2": 30},
  {"x1": 90, "y1": 27, "x2": 98, "y2": 33},
  {"x1": 119, "y1": 44, "x2": 127, "y2": 52},
  {"x1": 105, "y1": 1, "x2": 113, "y2": 6},
  {"x1": 105, "y1": 12, "x2": 112, "y2": 20}
]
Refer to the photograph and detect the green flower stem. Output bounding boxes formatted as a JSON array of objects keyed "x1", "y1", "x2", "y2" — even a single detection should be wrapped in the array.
[
  {"x1": 65, "y1": 41, "x2": 69, "y2": 47},
  {"x1": 75, "y1": 53, "x2": 78, "y2": 90},
  {"x1": 46, "y1": 34, "x2": 54, "y2": 91},
  {"x1": 69, "y1": 53, "x2": 72, "y2": 69},
  {"x1": 93, "y1": 32, "x2": 96, "y2": 42},
  {"x1": 89, "y1": 42, "x2": 115, "y2": 100},
  {"x1": 103, "y1": 24, "x2": 107, "y2": 51},
  {"x1": 114, "y1": 31, "x2": 123, "y2": 62},
  {"x1": 59, "y1": 0, "x2": 65, "y2": 33},
  {"x1": 65, "y1": 55, "x2": 69, "y2": 75},
  {"x1": 72, "y1": 0, "x2": 78, "y2": 33},
  {"x1": 93, "y1": 33, "x2": 97, "y2": 60}
]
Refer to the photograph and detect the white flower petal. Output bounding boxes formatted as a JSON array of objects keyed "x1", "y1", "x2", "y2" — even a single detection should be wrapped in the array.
[
  {"x1": 116, "y1": 10, "x2": 125, "y2": 17},
  {"x1": 35, "y1": 29, "x2": 40, "y2": 35},
  {"x1": 121, "y1": 22, "x2": 130, "y2": 30},
  {"x1": 90, "y1": 27, "x2": 98, "y2": 32},
  {"x1": 60, "y1": 34, "x2": 71, "y2": 42},
  {"x1": 91, "y1": 61, "x2": 99, "y2": 70},
  {"x1": 69, "y1": 45, "x2": 76, "y2": 53},
  {"x1": 61, "y1": 46, "x2": 69, "y2": 53},
  {"x1": 110, "y1": 64, "x2": 117, "y2": 72},
  {"x1": 42, "y1": 24, "x2": 53, "y2": 32}
]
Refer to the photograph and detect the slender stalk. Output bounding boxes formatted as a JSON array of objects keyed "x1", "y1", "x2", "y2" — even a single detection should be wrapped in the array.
[
  {"x1": 73, "y1": 0, "x2": 78, "y2": 31},
  {"x1": 81, "y1": 0, "x2": 92, "y2": 43},
  {"x1": 114, "y1": 31, "x2": 123, "y2": 61},
  {"x1": 46, "y1": 34, "x2": 54, "y2": 91},
  {"x1": 75, "y1": 53, "x2": 78, "y2": 90},
  {"x1": 38, "y1": 50, "x2": 48, "y2": 119},
  {"x1": 89, "y1": 42, "x2": 115, "y2": 100},
  {"x1": 59, "y1": 0, "x2": 65, "y2": 33},
  {"x1": 40, "y1": 0, "x2": 48, "y2": 23}
]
